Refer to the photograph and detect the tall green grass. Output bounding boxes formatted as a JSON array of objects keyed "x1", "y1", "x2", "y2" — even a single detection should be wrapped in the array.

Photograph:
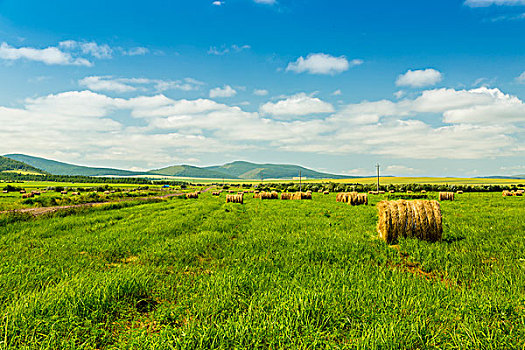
[{"x1": 0, "y1": 193, "x2": 523, "y2": 349}]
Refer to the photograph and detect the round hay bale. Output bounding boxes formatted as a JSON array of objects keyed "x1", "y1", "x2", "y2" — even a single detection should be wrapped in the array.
[
  {"x1": 323, "y1": 191, "x2": 329, "y2": 195},
  {"x1": 438, "y1": 192, "x2": 454, "y2": 201},
  {"x1": 377, "y1": 200, "x2": 442, "y2": 244}
]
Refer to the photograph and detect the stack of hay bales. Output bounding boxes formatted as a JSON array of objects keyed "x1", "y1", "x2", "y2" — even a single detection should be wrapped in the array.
[
  {"x1": 347, "y1": 192, "x2": 368, "y2": 206},
  {"x1": 515, "y1": 189, "x2": 524, "y2": 196},
  {"x1": 22, "y1": 193, "x2": 34, "y2": 199},
  {"x1": 323, "y1": 191, "x2": 329, "y2": 195},
  {"x1": 226, "y1": 194, "x2": 243, "y2": 204},
  {"x1": 377, "y1": 200, "x2": 442, "y2": 244},
  {"x1": 271, "y1": 191, "x2": 279, "y2": 199},
  {"x1": 186, "y1": 192, "x2": 199, "y2": 199},
  {"x1": 292, "y1": 192, "x2": 312, "y2": 200},
  {"x1": 280, "y1": 193, "x2": 293, "y2": 200},
  {"x1": 502, "y1": 190, "x2": 512, "y2": 197},
  {"x1": 439, "y1": 192, "x2": 454, "y2": 201}
]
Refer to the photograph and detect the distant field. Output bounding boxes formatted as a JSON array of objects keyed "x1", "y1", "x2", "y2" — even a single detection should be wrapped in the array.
[
  {"x1": 139, "y1": 175, "x2": 524, "y2": 186},
  {"x1": 0, "y1": 191, "x2": 523, "y2": 348}
]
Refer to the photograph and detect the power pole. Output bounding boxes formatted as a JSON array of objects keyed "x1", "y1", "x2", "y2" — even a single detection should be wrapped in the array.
[
  {"x1": 376, "y1": 163, "x2": 380, "y2": 192},
  {"x1": 299, "y1": 170, "x2": 302, "y2": 193}
]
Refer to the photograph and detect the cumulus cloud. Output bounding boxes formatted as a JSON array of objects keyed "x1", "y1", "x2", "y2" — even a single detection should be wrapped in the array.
[
  {"x1": 396, "y1": 69, "x2": 443, "y2": 88},
  {"x1": 209, "y1": 85, "x2": 237, "y2": 98},
  {"x1": 260, "y1": 93, "x2": 334, "y2": 117},
  {"x1": 0, "y1": 86, "x2": 523, "y2": 169},
  {"x1": 0, "y1": 42, "x2": 92, "y2": 66},
  {"x1": 59, "y1": 40, "x2": 112, "y2": 59},
  {"x1": 465, "y1": 0, "x2": 525, "y2": 7},
  {"x1": 212, "y1": 1, "x2": 224, "y2": 5},
  {"x1": 286, "y1": 53, "x2": 362, "y2": 75},
  {"x1": 253, "y1": 89, "x2": 269, "y2": 96},
  {"x1": 79, "y1": 76, "x2": 204, "y2": 93}
]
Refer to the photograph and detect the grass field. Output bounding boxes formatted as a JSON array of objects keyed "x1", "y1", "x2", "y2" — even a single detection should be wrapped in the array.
[{"x1": 0, "y1": 191, "x2": 523, "y2": 349}]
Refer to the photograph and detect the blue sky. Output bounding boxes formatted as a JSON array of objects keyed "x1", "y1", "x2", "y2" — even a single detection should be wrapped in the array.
[{"x1": 0, "y1": 0, "x2": 524, "y2": 176}]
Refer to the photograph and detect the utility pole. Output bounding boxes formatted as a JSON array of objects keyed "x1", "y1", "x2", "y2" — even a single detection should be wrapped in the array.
[
  {"x1": 299, "y1": 170, "x2": 302, "y2": 193},
  {"x1": 376, "y1": 163, "x2": 380, "y2": 192}
]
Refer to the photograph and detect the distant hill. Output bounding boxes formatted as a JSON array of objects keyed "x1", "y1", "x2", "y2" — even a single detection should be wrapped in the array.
[
  {"x1": 477, "y1": 175, "x2": 525, "y2": 180},
  {"x1": 4, "y1": 154, "x2": 147, "y2": 177},
  {"x1": 148, "y1": 165, "x2": 236, "y2": 179},
  {"x1": 204, "y1": 161, "x2": 355, "y2": 180},
  {"x1": 0, "y1": 156, "x2": 46, "y2": 174},
  {"x1": 4, "y1": 154, "x2": 357, "y2": 180}
]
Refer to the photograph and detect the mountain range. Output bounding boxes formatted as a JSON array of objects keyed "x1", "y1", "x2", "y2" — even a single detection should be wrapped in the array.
[{"x1": 3, "y1": 154, "x2": 356, "y2": 180}]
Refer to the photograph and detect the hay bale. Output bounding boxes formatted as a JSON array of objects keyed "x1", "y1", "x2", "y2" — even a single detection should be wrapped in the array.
[
  {"x1": 438, "y1": 192, "x2": 454, "y2": 201},
  {"x1": 323, "y1": 191, "x2": 329, "y2": 195},
  {"x1": 280, "y1": 193, "x2": 293, "y2": 200},
  {"x1": 456, "y1": 190, "x2": 463, "y2": 194},
  {"x1": 212, "y1": 191, "x2": 221, "y2": 196},
  {"x1": 378, "y1": 190, "x2": 386, "y2": 194},
  {"x1": 19, "y1": 190, "x2": 26, "y2": 194},
  {"x1": 377, "y1": 200, "x2": 442, "y2": 244},
  {"x1": 186, "y1": 192, "x2": 199, "y2": 199},
  {"x1": 502, "y1": 190, "x2": 512, "y2": 197},
  {"x1": 61, "y1": 191, "x2": 68, "y2": 195},
  {"x1": 389, "y1": 190, "x2": 395, "y2": 194},
  {"x1": 421, "y1": 190, "x2": 427, "y2": 193},
  {"x1": 292, "y1": 192, "x2": 312, "y2": 200},
  {"x1": 226, "y1": 194, "x2": 243, "y2": 204},
  {"x1": 259, "y1": 191, "x2": 276, "y2": 200},
  {"x1": 347, "y1": 192, "x2": 368, "y2": 206},
  {"x1": 514, "y1": 191, "x2": 523, "y2": 197}
]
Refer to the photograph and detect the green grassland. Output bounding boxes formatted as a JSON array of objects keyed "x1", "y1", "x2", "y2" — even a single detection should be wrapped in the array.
[{"x1": 0, "y1": 191, "x2": 523, "y2": 349}]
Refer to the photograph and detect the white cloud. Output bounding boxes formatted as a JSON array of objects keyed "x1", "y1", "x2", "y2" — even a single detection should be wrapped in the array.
[
  {"x1": 385, "y1": 165, "x2": 418, "y2": 175},
  {"x1": 396, "y1": 69, "x2": 443, "y2": 88},
  {"x1": 79, "y1": 76, "x2": 137, "y2": 93},
  {"x1": 0, "y1": 42, "x2": 92, "y2": 66},
  {"x1": 78, "y1": 76, "x2": 203, "y2": 93},
  {"x1": 465, "y1": 0, "x2": 525, "y2": 7},
  {"x1": 254, "y1": 0, "x2": 276, "y2": 4},
  {"x1": 212, "y1": 1, "x2": 224, "y2": 5},
  {"x1": 253, "y1": 89, "x2": 269, "y2": 96},
  {"x1": 0, "y1": 86, "x2": 523, "y2": 169},
  {"x1": 123, "y1": 47, "x2": 149, "y2": 56},
  {"x1": 59, "y1": 40, "x2": 112, "y2": 59},
  {"x1": 260, "y1": 93, "x2": 334, "y2": 117},
  {"x1": 209, "y1": 85, "x2": 237, "y2": 98},
  {"x1": 332, "y1": 89, "x2": 342, "y2": 96},
  {"x1": 208, "y1": 44, "x2": 250, "y2": 55},
  {"x1": 286, "y1": 53, "x2": 362, "y2": 75}
]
